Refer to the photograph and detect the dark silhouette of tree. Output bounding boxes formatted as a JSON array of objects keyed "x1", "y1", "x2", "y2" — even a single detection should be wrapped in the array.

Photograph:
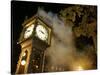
[{"x1": 59, "y1": 5, "x2": 97, "y2": 54}]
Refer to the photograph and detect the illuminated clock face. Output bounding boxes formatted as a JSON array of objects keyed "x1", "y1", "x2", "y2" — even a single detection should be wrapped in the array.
[
  {"x1": 24, "y1": 24, "x2": 34, "y2": 38},
  {"x1": 36, "y1": 25, "x2": 48, "y2": 41}
]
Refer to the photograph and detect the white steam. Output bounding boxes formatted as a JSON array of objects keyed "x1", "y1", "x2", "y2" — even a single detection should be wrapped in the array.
[{"x1": 38, "y1": 8, "x2": 77, "y2": 70}]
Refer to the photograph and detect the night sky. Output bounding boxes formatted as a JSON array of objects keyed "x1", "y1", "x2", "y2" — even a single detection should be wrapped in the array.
[{"x1": 11, "y1": 1, "x2": 72, "y2": 73}]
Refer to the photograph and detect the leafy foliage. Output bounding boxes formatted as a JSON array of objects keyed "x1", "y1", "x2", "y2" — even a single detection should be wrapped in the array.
[{"x1": 59, "y1": 5, "x2": 97, "y2": 53}]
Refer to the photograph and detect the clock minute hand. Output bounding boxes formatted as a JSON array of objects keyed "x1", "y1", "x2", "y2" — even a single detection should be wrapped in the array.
[{"x1": 27, "y1": 30, "x2": 31, "y2": 32}]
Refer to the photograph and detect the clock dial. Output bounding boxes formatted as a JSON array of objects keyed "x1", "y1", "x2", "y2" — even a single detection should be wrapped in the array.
[
  {"x1": 24, "y1": 24, "x2": 34, "y2": 38},
  {"x1": 36, "y1": 25, "x2": 48, "y2": 41}
]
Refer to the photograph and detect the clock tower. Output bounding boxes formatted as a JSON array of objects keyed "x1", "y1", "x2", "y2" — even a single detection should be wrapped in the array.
[{"x1": 15, "y1": 15, "x2": 52, "y2": 74}]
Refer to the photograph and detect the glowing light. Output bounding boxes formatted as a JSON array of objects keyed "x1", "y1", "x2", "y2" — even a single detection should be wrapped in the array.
[
  {"x1": 17, "y1": 42, "x2": 19, "y2": 44},
  {"x1": 23, "y1": 53, "x2": 26, "y2": 56},
  {"x1": 24, "y1": 24, "x2": 34, "y2": 38},
  {"x1": 21, "y1": 60, "x2": 26, "y2": 66},
  {"x1": 72, "y1": 65, "x2": 84, "y2": 71},
  {"x1": 36, "y1": 25, "x2": 48, "y2": 41},
  {"x1": 36, "y1": 65, "x2": 38, "y2": 68},
  {"x1": 76, "y1": 66, "x2": 84, "y2": 71}
]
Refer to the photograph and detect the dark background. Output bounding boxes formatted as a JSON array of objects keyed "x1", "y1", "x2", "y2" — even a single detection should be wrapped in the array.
[{"x1": 11, "y1": 1, "x2": 72, "y2": 73}]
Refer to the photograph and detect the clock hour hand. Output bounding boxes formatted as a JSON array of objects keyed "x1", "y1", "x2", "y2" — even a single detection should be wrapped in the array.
[{"x1": 39, "y1": 30, "x2": 44, "y2": 34}]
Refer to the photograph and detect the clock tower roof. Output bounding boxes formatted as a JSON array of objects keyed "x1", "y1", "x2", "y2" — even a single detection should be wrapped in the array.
[{"x1": 22, "y1": 14, "x2": 52, "y2": 29}]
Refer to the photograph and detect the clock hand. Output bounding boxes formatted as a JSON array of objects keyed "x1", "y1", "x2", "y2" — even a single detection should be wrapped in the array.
[
  {"x1": 39, "y1": 30, "x2": 44, "y2": 34},
  {"x1": 27, "y1": 30, "x2": 30, "y2": 32}
]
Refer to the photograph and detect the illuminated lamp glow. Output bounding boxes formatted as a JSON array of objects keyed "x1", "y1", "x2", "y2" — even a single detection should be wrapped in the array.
[
  {"x1": 36, "y1": 65, "x2": 38, "y2": 68},
  {"x1": 21, "y1": 60, "x2": 26, "y2": 66},
  {"x1": 23, "y1": 53, "x2": 26, "y2": 56},
  {"x1": 75, "y1": 66, "x2": 84, "y2": 71}
]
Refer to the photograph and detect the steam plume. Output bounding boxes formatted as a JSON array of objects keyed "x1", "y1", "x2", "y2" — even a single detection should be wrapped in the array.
[{"x1": 37, "y1": 8, "x2": 94, "y2": 71}]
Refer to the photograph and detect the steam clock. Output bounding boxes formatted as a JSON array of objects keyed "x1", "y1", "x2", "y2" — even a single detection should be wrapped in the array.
[{"x1": 16, "y1": 15, "x2": 52, "y2": 74}]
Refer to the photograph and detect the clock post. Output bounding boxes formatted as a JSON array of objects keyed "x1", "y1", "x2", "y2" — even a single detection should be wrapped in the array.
[{"x1": 15, "y1": 15, "x2": 52, "y2": 74}]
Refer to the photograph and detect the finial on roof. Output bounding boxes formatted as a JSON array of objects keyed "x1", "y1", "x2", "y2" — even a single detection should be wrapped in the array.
[
  {"x1": 22, "y1": 16, "x2": 28, "y2": 27},
  {"x1": 25, "y1": 16, "x2": 28, "y2": 21}
]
